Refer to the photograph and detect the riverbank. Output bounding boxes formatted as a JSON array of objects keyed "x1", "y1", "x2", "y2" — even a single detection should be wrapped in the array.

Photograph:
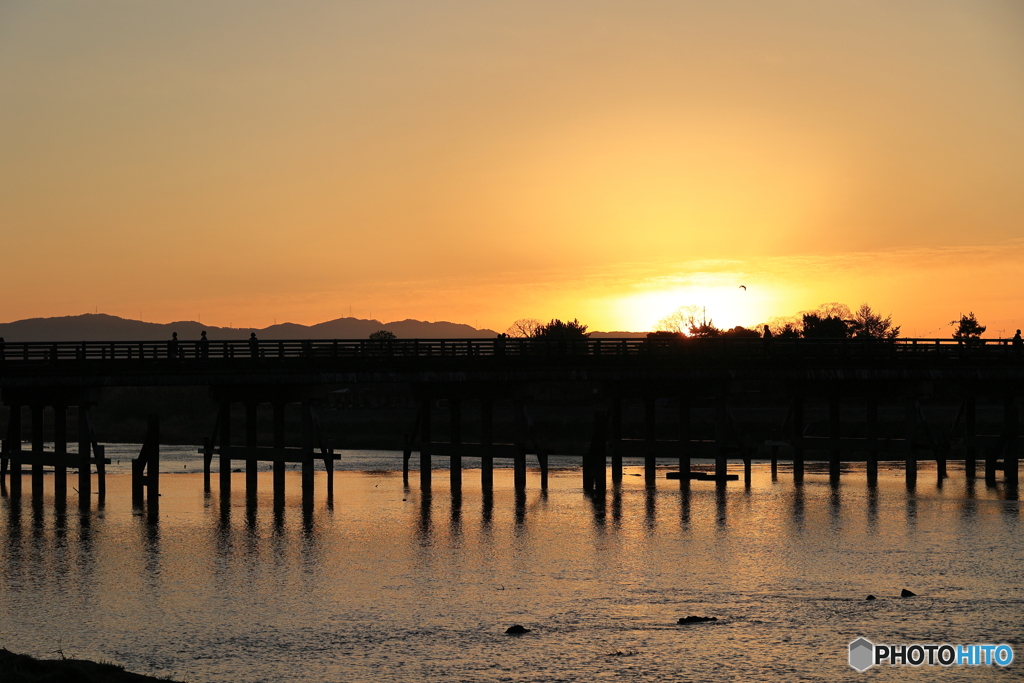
[{"x1": 0, "y1": 649, "x2": 186, "y2": 683}]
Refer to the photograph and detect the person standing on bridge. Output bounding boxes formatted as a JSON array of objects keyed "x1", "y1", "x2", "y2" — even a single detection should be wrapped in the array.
[
  {"x1": 762, "y1": 325, "x2": 773, "y2": 358},
  {"x1": 249, "y1": 332, "x2": 259, "y2": 359},
  {"x1": 1013, "y1": 329, "x2": 1022, "y2": 357},
  {"x1": 169, "y1": 332, "x2": 179, "y2": 360},
  {"x1": 199, "y1": 330, "x2": 210, "y2": 360}
]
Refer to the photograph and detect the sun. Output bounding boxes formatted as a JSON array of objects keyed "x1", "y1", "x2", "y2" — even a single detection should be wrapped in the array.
[{"x1": 611, "y1": 281, "x2": 779, "y2": 332}]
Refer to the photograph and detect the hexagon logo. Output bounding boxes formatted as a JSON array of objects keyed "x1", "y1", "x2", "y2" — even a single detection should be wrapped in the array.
[{"x1": 849, "y1": 637, "x2": 874, "y2": 671}]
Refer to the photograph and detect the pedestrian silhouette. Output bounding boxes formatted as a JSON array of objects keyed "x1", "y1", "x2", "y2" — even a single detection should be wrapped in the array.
[
  {"x1": 199, "y1": 330, "x2": 209, "y2": 360},
  {"x1": 1013, "y1": 329, "x2": 1022, "y2": 357},
  {"x1": 169, "y1": 332, "x2": 179, "y2": 360},
  {"x1": 249, "y1": 332, "x2": 259, "y2": 359},
  {"x1": 762, "y1": 325, "x2": 773, "y2": 358}
]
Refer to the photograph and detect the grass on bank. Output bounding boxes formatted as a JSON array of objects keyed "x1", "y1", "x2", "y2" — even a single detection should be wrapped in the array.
[{"x1": 0, "y1": 649, "x2": 186, "y2": 683}]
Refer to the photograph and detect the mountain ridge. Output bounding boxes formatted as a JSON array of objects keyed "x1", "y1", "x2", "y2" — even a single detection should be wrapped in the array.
[{"x1": 0, "y1": 314, "x2": 650, "y2": 341}]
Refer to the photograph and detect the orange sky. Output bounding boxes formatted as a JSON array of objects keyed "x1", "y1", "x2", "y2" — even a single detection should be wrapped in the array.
[{"x1": 2, "y1": 1, "x2": 1022, "y2": 336}]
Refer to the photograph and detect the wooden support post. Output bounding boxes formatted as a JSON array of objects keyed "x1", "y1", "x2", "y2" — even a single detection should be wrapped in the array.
[
  {"x1": 301, "y1": 402, "x2": 314, "y2": 500},
  {"x1": 203, "y1": 437, "x2": 212, "y2": 491},
  {"x1": 829, "y1": 394, "x2": 841, "y2": 482},
  {"x1": 450, "y1": 397, "x2": 462, "y2": 491},
  {"x1": 480, "y1": 398, "x2": 494, "y2": 490},
  {"x1": 792, "y1": 394, "x2": 804, "y2": 482},
  {"x1": 715, "y1": 394, "x2": 728, "y2": 480},
  {"x1": 866, "y1": 394, "x2": 878, "y2": 486},
  {"x1": 678, "y1": 396, "x2": 690, "y2": 487},
  {"x1": 148, "y1": 414, "x2": 159, "y2": 500},
  {"x1": 31, "y1": 404, "x2": 44, "y2": 499},
  {"x1": 539, "y1": 450, "x2": 551, "y2": 490},
  {"x1": 219, "y1": 402, "x2": 231, "y2": 494},
  {"x1": 905, "y1": 397, "x2": 918, "y2": 487},
  {"x1": 76, "y1": 405, "x2": 88, "y2": 504},
  {"x1": 10, "y1": 404, "x2": 23, "y2": 498},
  {"x1": 324, "y1": 449, "x2": 334, "y2": 500},
  {"x1": 644, "y1": 397, "x2": 657, "y2": 487},
  {"x1": 273, "y1": 402, "x2": 286, "y2": 500},
  {"x1": 964, "y1": 395, "x2": 977, "y2": 479},
  {"x1": 1005, "y1": 395, "x2": 1019, "y2": 485},
  {"x1": 420, "y1": 397, "x2": 432, "y2": 490},
  {"x1": 53, "y1": 405, "x2": 67, "y2": 501},
  {"x1": 245, "y1": 402, "x2": 258, "y2": 495},
  {"x1": 133, "y1": 414, "x2": 160, "y2": 506},
  {"x1": 403, "y1": 405, "x2": 419, "y2": 484},
  {"x1": 514, "y1": 399, "x2": 527, "y2": 492},
  {"x1": 611, "y1": 396, "x2": 623, "y2": 483}
]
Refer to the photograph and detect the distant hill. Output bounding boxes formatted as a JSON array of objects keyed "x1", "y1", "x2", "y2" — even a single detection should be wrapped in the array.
[
  {"x1": 0, "y1": 314, "x2": 650, "y2": 341},
  {"x1": 0, "y1": 314, "x2": 502, "y2": 341}
]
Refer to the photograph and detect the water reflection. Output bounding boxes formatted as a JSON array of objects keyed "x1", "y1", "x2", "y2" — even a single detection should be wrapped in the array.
[
  {"x1": 865, "y1": 486, "x2": 879, "y2": 533},
  {"x1": 644, "y1": 486, "x2": 657, "y2": 532},
  {"x1": 0, "y1": 465, "x2": 1020, "y2": 683},
  {"x1": 715, "y1": 482, "x2": 728, "y2": 530},
  {"x1": 586, "y1": 489, "x2": 606, "y2": 530},
  {"x1": 790, "y1": 483, "x2": 805, "y2": 532}
]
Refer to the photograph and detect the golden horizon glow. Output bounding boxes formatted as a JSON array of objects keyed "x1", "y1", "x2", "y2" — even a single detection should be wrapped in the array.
[{"x1": 2, "y1": 2, "x2": 1022, "y2": 336}]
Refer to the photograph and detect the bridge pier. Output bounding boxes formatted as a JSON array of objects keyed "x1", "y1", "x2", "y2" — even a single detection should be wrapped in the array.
[
  {"x1": 610, "y1": 397, "x2": 623, "y2": 483},
  {"x1": 419, "y1": 397, "x2": 432, "y2": 490},
  {"x1": 714, "y1": 394, "x2": 728, "y2": 481},
  {"x1": 828, "y1": 394, "x2": 841, "y2": 483},
  {"x1": 2, "y1": 389, "x2": 104, "y2": 506},
  {"x1": 8, "y1": 402, "x2": 22, "y2": 498},
  {"x1": 791, "y1": 393, "x2": 805, "y2": 482},
  {"x1": 905, "y1": 397, "x2": 918, "y2": 488},
  {"x1": 208, "y1": 386, "x2": 333, "y2": 503},
  {"x1": 1005, "y1": 395, "x2": 1018, "y2": 486},
  {"x1": 644, "y1": 397, "x2": 657, "y2": 486},
  {"x1": 480, "y1": 398, "x2": 494, "y2": 490},
  {"x1": 54, "y1": 404, "x2": 67, "y2": 500},
  {"x1": 31, "y1": 404, "x2": 44, "y2": 499},
  {"x1": 514, "y1": 399, "x2": 527, "y2": 491},
  {"x1": 450, "y1": 398, "x2": 462, "y2": 492},
  {"x1": 246, "y1": 402, "x2": 258, "y2": 496},
  {"x1": 866, "y1": 393, "x2": 878, "y2": 486},
  {"x1": 964, "y1": 395, "x2": 977, "y2": 479},
  {"x1": 678, "y1": 397, "x2": 690, "y2": 488},
  {"x1": 273, "y1": 401, "x2": 286, "y2": 501}
]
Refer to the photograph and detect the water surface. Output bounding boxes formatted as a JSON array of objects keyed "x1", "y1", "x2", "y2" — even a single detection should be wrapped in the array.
[{"x1": 0, "y1": 460, "x2": 1020, "y2": 682}]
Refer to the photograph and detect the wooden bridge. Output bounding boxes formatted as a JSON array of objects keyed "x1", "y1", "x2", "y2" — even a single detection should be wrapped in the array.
[{"x1": 1, "y1": 336, "x2": 1021, "y2": 508}]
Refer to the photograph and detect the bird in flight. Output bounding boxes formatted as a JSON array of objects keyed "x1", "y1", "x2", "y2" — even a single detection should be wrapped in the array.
[{"x1": 739, "y1": 285, "x2": 747, "y2": 290}]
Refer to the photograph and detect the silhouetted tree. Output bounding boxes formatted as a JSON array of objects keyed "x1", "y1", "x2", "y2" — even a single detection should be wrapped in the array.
[
  {"x1": 656, "y1": 305, "x2": 720, "y2": 337},
  {"x1": 535, "y1": 318, "x2": 590, "y2": 338},
  {"x1": 721, "y1": 326, "x2": 760, "y2": 338},
  {"x1": 369, "y1": 330, "x2": 396, "y2": 340},
  {"x1": 849, "y1": 304, "x2": 900, "y2": 340},
  {"x1": 506, "y1": 318, "x2": 543, "y2": 338},
  {"x1": 801, "y1": 313, "x2": 848, "y2": 338},
  {"x1": 951, "y1": 312, "x2": 986, "y2": 343},
  {"x1": 647, "y1": 330, "x2": 683, "y2": 339}
]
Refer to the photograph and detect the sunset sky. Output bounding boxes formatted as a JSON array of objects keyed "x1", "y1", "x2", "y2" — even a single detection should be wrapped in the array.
[{"x1": 2, "y1": 1, "x2": 1022, "y2": 336}]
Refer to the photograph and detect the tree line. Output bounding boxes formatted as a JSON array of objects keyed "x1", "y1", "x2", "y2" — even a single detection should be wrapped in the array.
[{"x1": 365, "y1": 308, "x2": 994, "y2": 342}]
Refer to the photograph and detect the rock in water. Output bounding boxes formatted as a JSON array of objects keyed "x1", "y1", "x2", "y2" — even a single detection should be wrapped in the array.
[
  {"x1": 901, "y1": 589, "x2": 916, "y2": 597},
  {"x1": 677, "y1": 616, "x2": 718, "y2": 624},
  {"x1": 505, "y1": 625, "x2": 531, "y2": 634},
  {"x1": 865, "y1": 595, "x2": 876, "y2": 600}
]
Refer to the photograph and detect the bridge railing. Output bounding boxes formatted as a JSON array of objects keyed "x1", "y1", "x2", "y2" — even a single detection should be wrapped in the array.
[{"x1": 0, "y1": 336, "x2": 1021, "y2": 365}]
